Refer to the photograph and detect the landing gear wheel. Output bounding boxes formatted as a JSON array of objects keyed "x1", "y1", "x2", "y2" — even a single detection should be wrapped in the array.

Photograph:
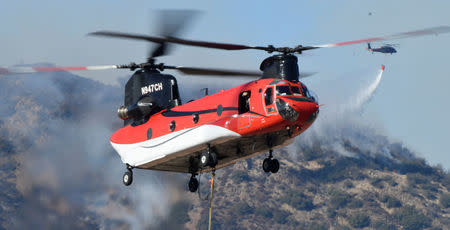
[
  {"x1": 123, "y1": 170, "x2": 133, "y2": 186},
  {"x1": 188, "y1": 177, "x2": 199, "y2": 193},
  {"x1": 263, "y1": 158, "x2": 272, "y2": 173},
  {"x1": 210, "y1": 151, "x2": 218, "y2": 167},
  {"x1": 262, "y1": 149, "x2": 280, "y2": 174},
  {"x1": 200, "y1": 150, "x2": 218, "y2": 168},
  {"x1": 270, "y1": 159, "x2": 280, "y2": 173}
]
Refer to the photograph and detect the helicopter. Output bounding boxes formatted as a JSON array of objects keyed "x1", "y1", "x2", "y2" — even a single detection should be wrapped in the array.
[
  {"x1": 367, "y1": 42, "x2": 398, "y2": 54},
  {"x1": 2, "y1": 19, "x2": 450, "y2": 192}
]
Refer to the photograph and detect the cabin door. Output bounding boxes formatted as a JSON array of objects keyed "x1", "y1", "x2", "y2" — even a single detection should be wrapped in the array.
[{"x1": 238, "y1": 91, "x2": 251, "y2": 129}]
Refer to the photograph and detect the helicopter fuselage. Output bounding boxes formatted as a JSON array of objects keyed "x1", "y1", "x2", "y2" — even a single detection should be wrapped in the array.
[
  {"x1": 367, "y1": 43, "x2": 397, "y2": 54},
  {"x1": 110, "y1": 78, "x2": 319, "y2": 173}
]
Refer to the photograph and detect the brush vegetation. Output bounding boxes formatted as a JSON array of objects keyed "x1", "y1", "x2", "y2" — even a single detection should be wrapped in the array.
[{"x1": 156, "y1": 140, "x2": 450, "y2": 230}]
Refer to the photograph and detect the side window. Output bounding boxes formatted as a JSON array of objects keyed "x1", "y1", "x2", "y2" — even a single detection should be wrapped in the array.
[
  {"x1": 238, "y1": 91, "x2": 251, "y2": 114},
  {"x1": 264, "y1": 88, "x2": 273, "y2": 105}
]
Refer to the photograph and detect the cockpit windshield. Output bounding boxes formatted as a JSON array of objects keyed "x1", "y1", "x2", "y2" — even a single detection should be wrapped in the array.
[
  {"x1": 300, "y1": 85, "x2": 308, "y2": 97},
  {"x1": 274, "y1": 84, "x2": 317, "y2": 102},
  {"x1": 301, "y1": 84, "x2": 318, "y2": 102},
  {"x1": 290, "y1": 86, "x2": 302, "y2": 96},
  {"x1": 275, "y1": 85, "x2": 292, "y2": 96}
]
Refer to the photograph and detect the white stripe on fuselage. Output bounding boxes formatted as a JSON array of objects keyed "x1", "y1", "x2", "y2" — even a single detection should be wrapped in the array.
[{"x1": 110, "y1": 124, "x2": 241, "y2": 167}]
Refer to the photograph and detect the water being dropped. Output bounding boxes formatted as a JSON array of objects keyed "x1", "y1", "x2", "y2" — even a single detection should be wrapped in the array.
[
  {"x1": 292, "y1": 65, "x2": 387, "y2": 160},
  {"x1": 347, "y1": 66, "x2": 384, "y2": 112}
]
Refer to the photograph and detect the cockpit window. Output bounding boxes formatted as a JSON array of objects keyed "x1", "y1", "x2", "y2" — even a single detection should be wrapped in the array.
[
  {"x1": 264, "y1": 87, "x2": 273, "y2": 105},
  {"x1": 290, "y1": 86, "x2": 302, "y2": 96},
  {"x1": 300, "y1": 84, "x2": 318, "y2": 102},
  {"x1": 275, "y1": 86, "x2": 292, "y2": 96},
  {"x1": 301, "y1": 85, "x2": 308, "y2": 97}
]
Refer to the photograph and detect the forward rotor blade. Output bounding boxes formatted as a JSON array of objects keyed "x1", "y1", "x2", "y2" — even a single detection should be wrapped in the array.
[
  {"x1": 168, "y1": 66, "x2": 262, "y2": 77},
  {"x1": 302, "y1": 26, "x2": 450, "y2": 50},
  {"x1": 89, "y1": 31, "x2": 268, "y2": 51},
  {"x1": 167, "y1": 66, "x2": 317, "y2": 79},
  {"x1": 0, "y1": 65, "x2": 119, "y2": 75}
]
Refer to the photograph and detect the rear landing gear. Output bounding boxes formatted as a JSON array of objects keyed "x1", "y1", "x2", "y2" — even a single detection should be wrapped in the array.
[
  {"x1": 188, "y1": 144, "x2": 218, "y2": 193},
  {"x1": 188, "y1": 175, "x2": 199, "y2": 192},
  {"x1": 123, "y1": 165, "x2": 133, "y2": 186},
  {"x1": 262, "y1": 150, "x2": 280, "y2": 173},
  {"x1": 271, "y1": 159, "x2": 280, "y2": 173}
]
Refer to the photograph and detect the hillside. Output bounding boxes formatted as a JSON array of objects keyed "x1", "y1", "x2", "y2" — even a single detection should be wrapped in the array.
[
  {"x1": 159, "y1": 137, "x2": 450, "y2": 230},
  {"x1": 0, "y1": 70, "x2": 449, "y2": 230}
]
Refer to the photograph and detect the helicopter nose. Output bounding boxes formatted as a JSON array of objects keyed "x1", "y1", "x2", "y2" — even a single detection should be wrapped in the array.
[
  {"x1": 299, "y1": 101, "x2": 320, "y2": 122},
  {"x1": 299, "y1": 102, "x2": 319, "y2": 120},
  {"x1": 306, "y1": 104, "x2": 320, "y2": 123},
  {"x1": 280, "y1": 97, "x2": 319, "y2": 123}
]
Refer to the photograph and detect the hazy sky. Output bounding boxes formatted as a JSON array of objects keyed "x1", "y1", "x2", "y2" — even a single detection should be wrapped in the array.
[{"x1": 1, "y1": 0, "x2": 450, "y2": 168}]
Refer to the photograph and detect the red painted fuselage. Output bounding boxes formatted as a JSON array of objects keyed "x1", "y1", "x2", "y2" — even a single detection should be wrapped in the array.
[{"x1": 110, "y1": 78, "x2": 319, "y2": 173}]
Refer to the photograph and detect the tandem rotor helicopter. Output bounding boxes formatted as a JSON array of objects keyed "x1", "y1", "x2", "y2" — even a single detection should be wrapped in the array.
[{"x1": 2, "y1": 12, "x2": 450, "y2": 193}]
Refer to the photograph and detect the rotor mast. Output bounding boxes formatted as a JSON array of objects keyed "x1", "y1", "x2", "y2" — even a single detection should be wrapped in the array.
[{"x1": 259, "y1": 54, "x2": 300, "y2": 82}]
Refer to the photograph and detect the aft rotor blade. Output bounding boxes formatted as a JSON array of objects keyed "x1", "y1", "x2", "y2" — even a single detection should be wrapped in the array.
[
  {"x1": 299, "y1": 72, "x2": 317, "y2": 79},
  {"x1": 89, "y1": 31, "x2": 268, "y2": 51},
  {"x1": 301, "y1": 26, "x2": 450, "y2": 51},
  {"x1": 0, "y1": 65, "x2": 119, "y2": 75},
  {"x1": 150, "y1": 10, "x2": 199, "y2": 59}
]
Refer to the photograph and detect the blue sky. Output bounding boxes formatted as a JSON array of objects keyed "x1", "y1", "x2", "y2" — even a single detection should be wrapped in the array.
[{"x1": 1, "y1": 0, "x2": 449, "y2": 168}]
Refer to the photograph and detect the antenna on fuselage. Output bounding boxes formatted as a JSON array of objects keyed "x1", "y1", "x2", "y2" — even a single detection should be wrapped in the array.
[{"x1": 202, "y1": 88, "x2": 209, "y2": 96}]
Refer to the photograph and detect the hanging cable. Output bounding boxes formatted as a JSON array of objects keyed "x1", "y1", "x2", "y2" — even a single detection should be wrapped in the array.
[{"x1": 208, "y1": 170, "x2": 216, "y2": 230}]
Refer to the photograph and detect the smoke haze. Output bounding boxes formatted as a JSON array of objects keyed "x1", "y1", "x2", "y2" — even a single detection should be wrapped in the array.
[{"x1": 0, "y1": 71, "x2": 184, "y2": 229}]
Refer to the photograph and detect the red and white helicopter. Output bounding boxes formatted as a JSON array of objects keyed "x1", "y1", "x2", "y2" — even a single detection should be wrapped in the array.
[{"x1": 2, "y1": 21, "x2": 449, "y2": 192}]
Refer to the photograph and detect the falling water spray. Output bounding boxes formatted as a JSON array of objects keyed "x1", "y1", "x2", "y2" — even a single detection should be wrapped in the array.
[{"x1": 347, "y1": 65, "x2": 385, "y2": 112}]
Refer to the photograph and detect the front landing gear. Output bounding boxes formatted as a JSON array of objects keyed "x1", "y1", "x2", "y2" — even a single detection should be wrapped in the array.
[
  {"x1": 262, "y1": 150, "x2": 280, "y2": 173},
  {"x1": 123, "y1": 164, "x2": 133, "y2": 186}
]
